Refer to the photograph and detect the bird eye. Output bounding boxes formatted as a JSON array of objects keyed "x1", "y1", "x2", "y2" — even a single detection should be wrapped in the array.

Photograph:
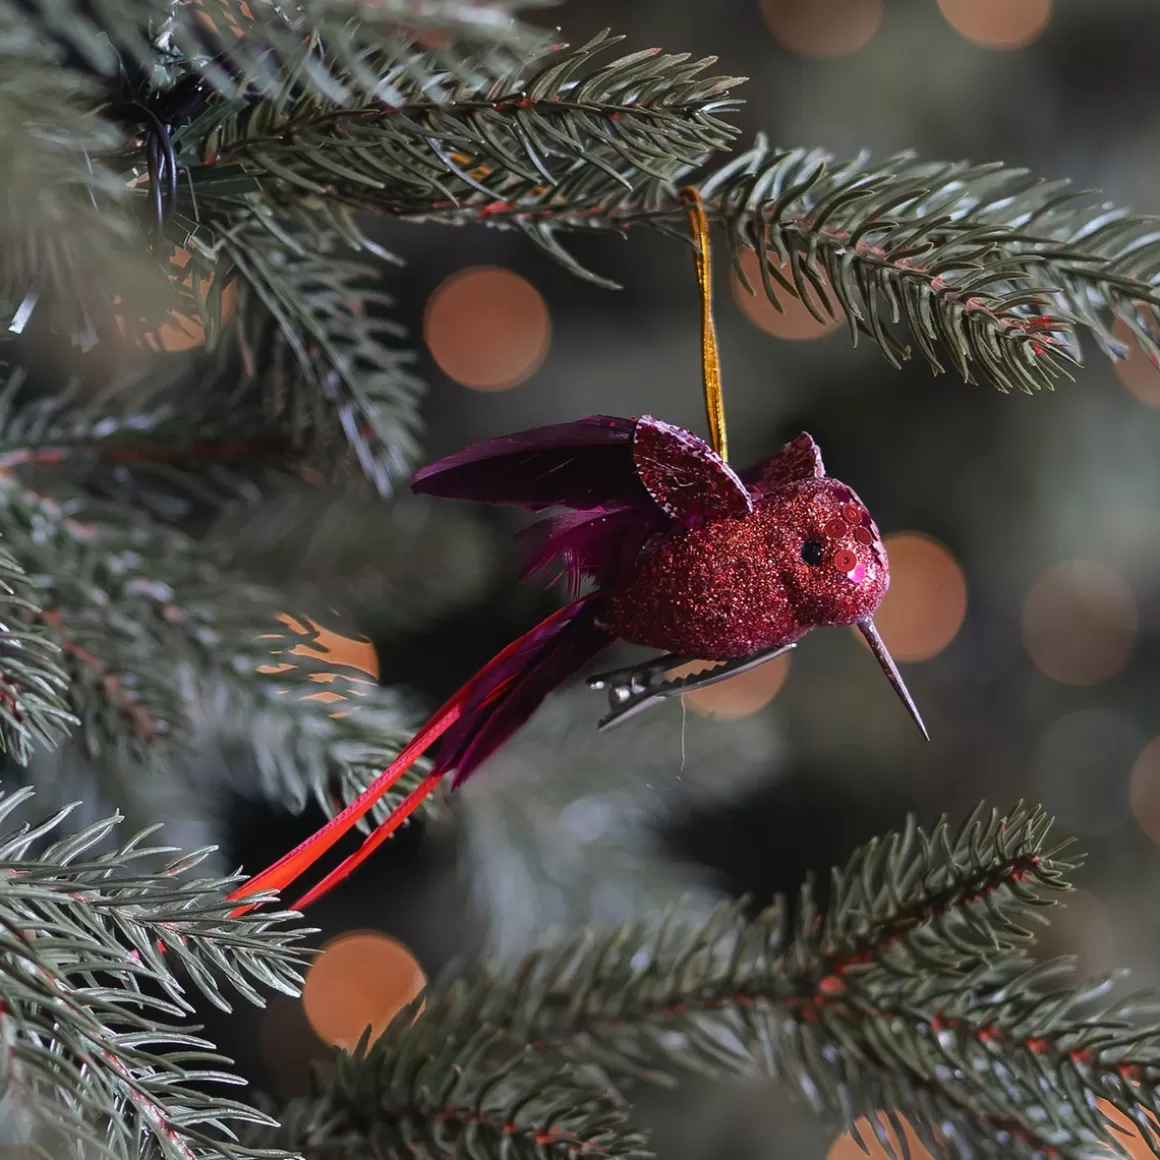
[{"x1": 801, "y1": 539, "x2": 825, "y2": 566}]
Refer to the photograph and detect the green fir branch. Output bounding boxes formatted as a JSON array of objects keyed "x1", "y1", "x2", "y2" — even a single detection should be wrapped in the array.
[
  {"x1": 0, "y1": 464, "x2": 434, "y2": 852},
  {"x1": 1, "y1": 0, "x2": 554, "y2": 330},
  {"x1": 0, "y1": 245, "x2": 421, "y2": 503},
  {"x1": 196, "y1": 30, "x2": 742, "y2": 231},
  {"x1": 400, "y1": 134, "x2": 1160, "y2": 394},
  {"x1": 807, "y1": 954, "x2": 1160, "y2": 1160},
  {"x1": 2, "y1": 0, "x2": 553, "y2": 108},
  {"x1": 0, "y1": 365, "x2": 491, "y2": 641},
  {"x1": 443, "y1": 804, "x2": 1070, "y2": 1082},
  {"x1": 701, "y1": 143, "x2": 1078, "y2": 395},
  {"x1": 224, "y1": 214, "x2": 425, "y2": 495},
  {"x1": 0, "y1": 358, "x2": 293, "y2": 525},
  {"x1": 697, "y1": 142, "x2": 1160, "y2": 394},
  {"x1": 0, "y1": 535, "x2": 76, "y2": 764},
  {"x1": 171, "y1": 0, "x2": 554, "y2": 112},
  {"x1": 243, "y1": 999, "x2": 650, "y2": 1160},
  {"x1": 0, "y1": 55, "x2": 164, "y2": 336},
  {"x1": 906, "y1": 959, "x2": 1160, "y2": 1158},
  {"x1": 398, "y1": 138, "x2": 1076, "y2": 392},
  {"x1": 0, "y1": 786, "x2": 308, "y2": 1160},
  {"x1": 189, "y1": 649, "x2": 438, "y2": 835},
  {"x1": 284, "y1": 805, "x2": 1160, "y2": 1160}
]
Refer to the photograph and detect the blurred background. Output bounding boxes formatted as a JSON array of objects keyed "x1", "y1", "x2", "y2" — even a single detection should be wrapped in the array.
[{"x1": 191, "y1": 1, "x2": 1160, "y2": 1156}]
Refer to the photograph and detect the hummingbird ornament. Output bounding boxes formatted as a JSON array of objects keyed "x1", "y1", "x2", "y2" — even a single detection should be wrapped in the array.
[{"x1": 226, "y1": 190, "x2": 927, "y2": 918}]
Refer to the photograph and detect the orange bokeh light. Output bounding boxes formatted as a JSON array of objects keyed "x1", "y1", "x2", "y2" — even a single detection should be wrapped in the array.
[
  {"x1": 872, "y1": 533, "x2": 967, "y2": 662},
  {"x1": 670, "y1": 653, "x2": 792, "y2": 720},
  {"x1": 938, "y1": 0, "x2": 1052, "y2": 50},
  {"x1": 1097, "y1": 1101, "x2": 1160, "y2": 1159},
  {"x1": 732, "y1": 248, "x2": 843, "y2": 341},
  {"x1": 824, "y1": 1088, "x2": 1153, "y2": 1157},
  {"x1": 424, "y1": 266, "x2": 550, "y2": 390},
  {"x1": 1021, "y1": 561, "x2": 1137, "y2": 685},
  {"x1": 115, "y1": 245, "x2": 239, "y2": 353},
  {"x1": 1130, "y1": 738, "x2": 1160, "y2": 844},
  {"x1": 303, "y1": 932, "x2": 426, "y2": 1051},
  {"x1": 829, "y1": 1077, "x2": 1149, "y2": 1156},
  {"x1": 257, "y1": 613, "x2": 379, "y2": 716},
  {"x1": 827, "y1": 1116, "x2": 935, "y2": 1159},
  {"x1": 760, "y1": 0, "x2": 883, "y2": 59},
  {"x1": 1112, "y1": 316, "x2": 1160, "y2": 407},
  {"x1": 147, "y1": 282, "x2": 238, "y2": 352}
]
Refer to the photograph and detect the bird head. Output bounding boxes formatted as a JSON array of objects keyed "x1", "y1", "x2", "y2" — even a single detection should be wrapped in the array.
[{"x1": 747, "y1": 433, "x2": 927, "y2": 739}]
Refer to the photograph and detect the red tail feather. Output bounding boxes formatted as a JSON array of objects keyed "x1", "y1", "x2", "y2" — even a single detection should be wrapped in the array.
[
  {"x1": 225, "y1": 709, "x2": 461, "y2": 917},
  {"x1": 225, "y1": 601, "x2": 599, "y2": 915},
  {"x1": 289, "y1": 771, "x2": 443, "y2": 910}
]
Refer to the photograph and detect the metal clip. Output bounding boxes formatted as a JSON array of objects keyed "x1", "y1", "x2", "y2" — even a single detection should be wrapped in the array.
[{"x1": 587, "y1": 642, "x2": 796, "y2": 732}]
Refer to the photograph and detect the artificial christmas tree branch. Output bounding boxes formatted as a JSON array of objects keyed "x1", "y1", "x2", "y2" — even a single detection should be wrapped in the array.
[
  {"x1": 0, "y1": 787, "x2": 308, "y2": 1160},
  {"x1": 1, "y1": 0, "x2": 551, "y2": 108},
  {"x1": 255, "y1": 806, "x2": 1160, "y2": 1160},
  {"x1": 0, "y1": 464, "x2": 436, "y2": 852},
  {"x1": 396, "y1": 140, "x2": 1081, "y2": 394},
  {"x1": 697, "y1": 142, "x2": 1160, "y2": 394},
  {"x1": 826, "y1": 959, "x2": 1160, "y2": 1160},
  {"x1": 446, "y1": 804, "x2": 1073, "y2": 1080},
  {"x1": 0, "y1": 68, "x2": 161, "y2": 338},
  {"x1": 0, "y1": 362, "x2": 293, "y2": 531},
  {"x1": 203, "y1": 31, "x2": 742, "y2": 217},
  {"x1": 246, "y1": 997, "x2": 651, "y2": 1160},
  {"x1": 7, "y1": 11, "x2": 1160, "y2": 401},
  {"x1": 0, "y1": 0, "x2": 552, "y2": 330},
  {"x1": 0, "y1": 359, "x2": 490, "y2": 624},
  {"x1": 226, "y1": 218, "x2": 424, "y2": 496},
  {"x1": 191, "y1": 670, "x2": 435, "y2": 834},
  {"x1": 0, "y1": 538, "x2": 75, "y2": 762},
  {"x1": 395, "y1": 134, "x2": 1160, "y2": 395},
  {"x1": 0, "y1": 368, "x2": 445, "y2": 856}
]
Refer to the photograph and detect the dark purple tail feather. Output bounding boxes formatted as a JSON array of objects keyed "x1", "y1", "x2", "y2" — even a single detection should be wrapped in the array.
[
  {"x1": 431, "y1": 597, "x2": 613, "y2": 787},
  {"x1": 410, "y1": 416, "x2": 652, "y2": 513}
]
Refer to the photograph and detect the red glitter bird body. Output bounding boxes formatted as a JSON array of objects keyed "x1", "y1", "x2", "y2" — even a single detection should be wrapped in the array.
[
  {"x1": 225, "y1": 413, "x2": 925, "y2": 916},
  {"x1": 601, "y1": 427, "x2": 887, "y2": 659}
]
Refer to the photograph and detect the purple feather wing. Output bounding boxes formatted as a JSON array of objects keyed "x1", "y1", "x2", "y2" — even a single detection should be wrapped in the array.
[
  {"x1": 517, "y1": 506, "x2": 665, "y2": 596},
  {"x1": 410, "y1": 415, "x2": 651, "y2": 512},
  {"x1": 632, "y1": 416, "x2": 754, "y2": 520},
  {"x1": 411, "y1": 413, "x2": 752, "y2": 595}
]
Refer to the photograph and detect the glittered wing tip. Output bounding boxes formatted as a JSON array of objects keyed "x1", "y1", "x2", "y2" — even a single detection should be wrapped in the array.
[
  {"x1": 632, "y1": 415, "x2": 753, "y2": 521},
  {"x1": 857, "y1": 618, "x2": 930, "y2": 740}
]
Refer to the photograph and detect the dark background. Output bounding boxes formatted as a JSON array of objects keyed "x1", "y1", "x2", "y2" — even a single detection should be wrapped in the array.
[{"x1": 209, "y1": 3, "x2": 1160, "y2": 1156}]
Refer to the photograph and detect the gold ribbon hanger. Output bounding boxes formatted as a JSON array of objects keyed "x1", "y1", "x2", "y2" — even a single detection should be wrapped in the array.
[{"x1": 680, "y1": 186, "x2": 728, "y2": 462}]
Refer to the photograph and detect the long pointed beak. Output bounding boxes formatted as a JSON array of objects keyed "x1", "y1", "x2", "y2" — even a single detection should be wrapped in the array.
[{"x1": 857, "y1": 619, "x2": 930, "y2": 741}]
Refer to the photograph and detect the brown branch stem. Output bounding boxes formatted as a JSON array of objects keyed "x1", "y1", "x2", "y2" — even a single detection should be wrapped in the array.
[{"x1": 212, "y1": 92, "x2": 720, "y2": 163}]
